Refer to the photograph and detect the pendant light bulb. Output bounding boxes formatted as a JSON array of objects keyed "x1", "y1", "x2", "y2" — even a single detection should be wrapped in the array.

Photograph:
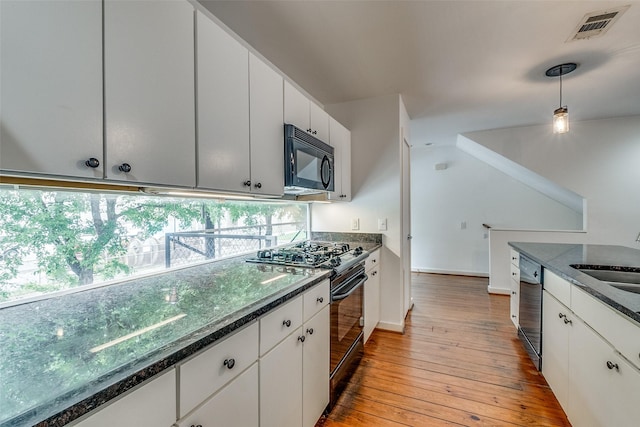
[{"x1": 553, "y1": 106, "x2": 569, "y2": 134}]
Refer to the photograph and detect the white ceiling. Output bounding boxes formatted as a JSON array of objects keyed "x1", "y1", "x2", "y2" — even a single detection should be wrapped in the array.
[{"x1": 200, "y1": 1, "x2": 640, "y2": 146}]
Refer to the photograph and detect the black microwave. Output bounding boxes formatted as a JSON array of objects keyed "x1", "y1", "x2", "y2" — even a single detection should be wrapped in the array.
[{"x1": 284, "y1": 124, "x2": 335, "y2": 194}]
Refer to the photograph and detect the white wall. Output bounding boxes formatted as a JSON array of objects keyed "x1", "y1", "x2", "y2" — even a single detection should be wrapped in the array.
[
  {"x1": 411, "y1": 144, "x2": 583, "y2": 276},
  {"x1": 312, "y1": 93, "x2": 406, "y2": 332},
  {"x1": 465, "y1": 115, "x2": 640, "y2": 247}
]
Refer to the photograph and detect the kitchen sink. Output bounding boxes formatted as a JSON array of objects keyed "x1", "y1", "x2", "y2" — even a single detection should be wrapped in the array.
[
  {"x1": 575, "y1": 268, "x2": 640, "y2": 285},
  {"x1": 609, "y1": 283, "x2": 640, "y2": 294},
  {"x1": 572, "y1": 266, "x2": 640, "y2": 294}
]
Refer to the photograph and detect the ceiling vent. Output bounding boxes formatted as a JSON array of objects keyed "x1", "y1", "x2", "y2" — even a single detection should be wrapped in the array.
[{"x1": 567, "y1": 5, "x2": 630, "y2": 41}]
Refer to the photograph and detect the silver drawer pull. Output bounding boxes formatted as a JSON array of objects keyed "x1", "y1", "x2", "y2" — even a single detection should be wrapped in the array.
[
  {"x1": 606, "y1": 360, "x2": 619, "y2": 371},
  {"x1": 283, "y1": 319, "x2": 291, "y2": 327},
  {"x1": 316, "y1": 297, "x2": 324, "y2": 303}
]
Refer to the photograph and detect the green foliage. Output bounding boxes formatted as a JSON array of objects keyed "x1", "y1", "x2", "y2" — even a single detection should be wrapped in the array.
[{"x1": 0, "y1": 188, "x2": 306, "y2": 302}]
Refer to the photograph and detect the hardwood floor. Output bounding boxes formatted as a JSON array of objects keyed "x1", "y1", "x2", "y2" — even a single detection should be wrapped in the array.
[{"x1": 317, "y1": 273, "x2": 571, "y2": 427}]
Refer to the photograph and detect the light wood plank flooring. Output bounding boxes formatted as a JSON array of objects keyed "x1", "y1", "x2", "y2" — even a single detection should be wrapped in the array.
[{"x1": 317, "y1": 273, "x2": 570, "y2": 427}]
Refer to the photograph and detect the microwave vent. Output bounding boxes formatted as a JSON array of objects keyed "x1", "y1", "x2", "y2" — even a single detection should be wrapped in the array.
[{"x1": 567, "y1": 5, "x2": 630, "y2": 41}]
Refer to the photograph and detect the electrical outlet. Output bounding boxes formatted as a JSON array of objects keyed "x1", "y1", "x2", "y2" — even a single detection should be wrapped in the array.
[
  {"x1": 351, "y1": 218, "x2": 360, "y2": 230},
  {"x1": 378, "y1": 218, "x2": 387, "y2": 231}
]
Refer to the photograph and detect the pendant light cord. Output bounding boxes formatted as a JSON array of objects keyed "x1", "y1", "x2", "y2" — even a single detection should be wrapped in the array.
[{"x1": 559, "y1": 72, "x2": 563, "y2": 108}]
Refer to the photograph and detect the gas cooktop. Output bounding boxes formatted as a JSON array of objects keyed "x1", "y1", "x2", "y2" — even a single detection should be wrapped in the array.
[{"x1": 246, "y1": 241, "x2": 367, "y2": 273}]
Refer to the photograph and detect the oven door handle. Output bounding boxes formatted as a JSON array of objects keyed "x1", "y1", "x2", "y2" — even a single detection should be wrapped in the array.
[{"x1": 331, "y1": 274, "x2": 368, "y2": 302}]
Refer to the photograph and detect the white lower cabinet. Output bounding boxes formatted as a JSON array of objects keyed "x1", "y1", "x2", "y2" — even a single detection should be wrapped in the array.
[
  {"x1": 260, "y1": 326, "x2": 304, "y2": 427},
  {"x1": 364, "y1": 249, "x2": 381, "y2": 343},
  {"x1": 509, "y1": 249, "x2": 520, "y2": 327},
  {"x1": 260, "y1": 293, "x2": 330, "y2": 427},
  {"x1": 540, "y1": 269, "x2": 640, "y2": 426},
  {"x1": 176, "y1": 363, "x2": 258, "y2": 427},
  {"x1": 542, "y1": 290, "x2": 570, "y2": 407},
  {"x1": 302, "y1": 306, "x2": 330, "y2": 427},
  {"x1": 568, "y1": 315, "x2": 640, "y2": 427},
  {"x1": 75, "y1": 370, "x2": 176, "y2": 427}
]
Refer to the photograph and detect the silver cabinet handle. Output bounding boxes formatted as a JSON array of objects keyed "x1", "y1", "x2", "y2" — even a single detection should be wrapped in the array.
[
  {"x1": 606, "y1": 360, "x2": 619, "y2": 371},
  {"x1": 223, "y1": 358, "x2": 235, "y2": 369},
  {"x1": 283, "y1": 319, "x2": 291, "y2": 328}
]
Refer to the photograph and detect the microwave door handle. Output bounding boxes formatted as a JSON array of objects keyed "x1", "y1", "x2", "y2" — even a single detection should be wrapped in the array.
[
  {"x1": 321, "y1": 155, "x2": 331, "y2": 189},
  {"x1": 331, "y1": 274, "x2": 367, "y2": 301}
]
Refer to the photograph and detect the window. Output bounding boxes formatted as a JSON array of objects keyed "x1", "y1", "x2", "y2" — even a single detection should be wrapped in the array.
[{"x1": 0, "y1": 187, "x2": 308, "y2": 304}]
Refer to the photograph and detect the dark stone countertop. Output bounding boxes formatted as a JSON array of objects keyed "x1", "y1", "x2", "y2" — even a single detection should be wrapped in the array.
[
  {"x1": 309, "y1": 231, "x2": 383, "y2": 253},
  {"x1": 0, "y1": 254, "x2": 331, "y2": 427},
  {"x1": 509, "y1": 242, "x2": 640, "y2": 324}
]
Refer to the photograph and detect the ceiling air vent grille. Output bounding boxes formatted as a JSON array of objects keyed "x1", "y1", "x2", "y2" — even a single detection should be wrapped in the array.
[{"x1": 567, "y1": 5, "x2": 630, "y2": 41}]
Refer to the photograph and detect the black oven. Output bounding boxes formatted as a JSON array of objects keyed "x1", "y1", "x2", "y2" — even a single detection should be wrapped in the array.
[{"x1": 329, "y1": 262, "x2": 366, "y2": 409}]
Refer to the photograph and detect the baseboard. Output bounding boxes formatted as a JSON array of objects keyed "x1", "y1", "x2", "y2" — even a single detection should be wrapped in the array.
[
  {"x1": 412, "y1": 267, "x2": 489, "y2": 278},
  {"x1": 487, "y1": 285, "x2": 511, "y2": 295},
  {"x1": 376, "y1": 320, "x2": 405, "y2": 333}
]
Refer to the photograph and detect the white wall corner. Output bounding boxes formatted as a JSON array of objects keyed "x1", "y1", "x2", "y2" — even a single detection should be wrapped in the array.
[{"x1": 456, "y1": 134, "x2": 584, "y2": 215}]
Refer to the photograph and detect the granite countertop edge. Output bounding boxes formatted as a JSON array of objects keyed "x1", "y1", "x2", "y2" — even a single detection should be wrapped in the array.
[
  {"x1": 21, "y1": 271, "x2": 331, "y2": 427},
  {"x1": 508, "y1": 242, "x2": 640, "y2": 325}
]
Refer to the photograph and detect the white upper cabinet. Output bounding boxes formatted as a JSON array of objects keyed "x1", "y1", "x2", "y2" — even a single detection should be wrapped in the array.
[
  {"x1": 327, "y1": 118, "x2": 352, "y2": 201},
  {"x1": 104, "y1": 0, "x2": 196, "y2": 187},
  {"x1": 196, "y1": 11, "x2": 250, "y2": 193},
  {"x1": 284, "y1": 81, "x2": 329, "y2": 143},
  {"x1": 0, "y1": 0, "x2": 103, "y2": 179},
  {"x1": 309, "y1": 102, "x2": 330, "y2": 143},
  {"x1": 249, "y1": 53, "x2": 284, "y2": 196}
]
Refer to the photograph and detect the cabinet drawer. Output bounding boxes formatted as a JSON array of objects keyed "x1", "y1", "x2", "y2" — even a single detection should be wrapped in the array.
[
  {"x1": 510, "y1": 248, "x2": 520, "y2": 268},
  {"x1": 510, "y1": 262, "x2": 520, "y2": 283},
  {"x1": 179, "y1": 322, "x2": 259, "y2": 417},
  {"x1": 176, "y1": 363, "x2": 259, "y2": 427},
  {"x1": 260, "y1": 295, "x2": 303, "y2": 356},
  {"x1": 544, "y1": 269, "x2": 571, "y2": 307},
  {"x1": 303, "y1": 279, "x2": 330, "y2": 322},
  {"x1": 365, "y1": 249, "x2": 380, "y2": 272},
  {"x1": 572, "y1": 286, "x2": 640, "y2": 370},
  {"x1": 75, "y1": 370, "x2": 176, "y2": 427}
]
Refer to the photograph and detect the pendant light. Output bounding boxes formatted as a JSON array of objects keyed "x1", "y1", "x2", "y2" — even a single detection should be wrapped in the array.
[{"x1": 546, "y1": 63, "x2": 577, "y2": 134}]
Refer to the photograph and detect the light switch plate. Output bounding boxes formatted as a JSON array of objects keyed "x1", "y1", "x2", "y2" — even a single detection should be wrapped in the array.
[
  {"x1": 378, "y1": 218, "x2": 387, "y2": 231},
  {"x1": 351, "y1": 218, "x2": 360, "y2": 230}
]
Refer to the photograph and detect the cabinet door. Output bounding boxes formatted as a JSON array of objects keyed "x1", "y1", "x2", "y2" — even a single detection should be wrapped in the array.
[
  {"x1": 327, "y1": 118, "x2": 351, "y2": 201},
  {"x1": 0, "y1": 0, "x2": 103, "y2": 179},
  {"x1": 196, "y1": 11, "x2": 250, "y2": 193},
  {"x1": 249, "y1": 54, "x2": 284, "y2": 196},
  {"x1": 104, "y1": 0, "x2": 195, "y2": 186},
  {"x1": 303, "y1": 306, "x2": 330, "y2": 427},
  {"x1": 283, "y1": 81, "x2": 310, "y2": 132},
  {"x1": 260, "y1": 327, "x2": 303, "y2": 427},
  {"x1": 541, "y1": 291, "x2": 570, "y2": 410},
  {"x1": 176, "y1": 363, "x2": 258, "y2": 427},
  {"x1": 569, "y1": 315, "x2": 640, "y2": 427},
  {"x1": 364, "y1": 266, "x2": 380, "y2": 343},
  {"x1": 309, "y1": 102, "x2": 329, "y2": 143},
  {"x1": 75, "y1": 370, "x2": 176, "y2": 427}
]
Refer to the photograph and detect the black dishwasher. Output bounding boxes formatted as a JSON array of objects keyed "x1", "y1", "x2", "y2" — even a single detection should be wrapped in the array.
[{"x1": 517, "y1": 255, "x2": 543, "y2": 370}]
